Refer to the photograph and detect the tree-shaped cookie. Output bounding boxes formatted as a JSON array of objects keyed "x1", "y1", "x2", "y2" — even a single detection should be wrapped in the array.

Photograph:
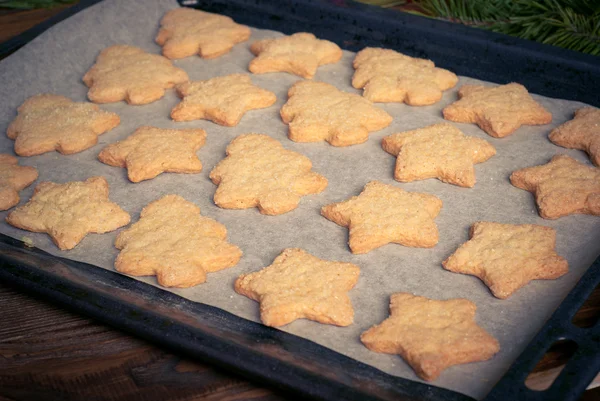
[
  {"x1": 7, "y1": 94, "x2": 120, "y2": 156},
  {"x1": 83, "y1": 45, "x2": 189, "y2": 105},
  {"x1": 0, "y1": 154, "x2": 38, "y2": 211},
  {"x1": 209, "y1": 134, "x2": 327, "y2": 215},
  {"x1": 98, "y1": 126, "x2": 206, "y2": 183},
  {"x1": 171, "y1": 74, "x2": 276, "y2": 125},
  {"x1": 249, "y1": 33, "x2": 342, "y2": 79},
  {"x1": 156, "y1": 8, "x2": 251, "y2": 59},
  {"x1": 382, "y1": 123, "x2": 496, "y2": 187},
  {"x1": 443, "y1": 222, "x2": 568, "y2": 299},
  {"x1": 361, "y1": 293, "x2": 499, "y2": 381},
  {"x1": 321, "y1": 181, "x2": 442, "y2": 253},
  {"x1": 115, "y1": 195, "x2": 242, "y2": 288},
  {"x1": 235, "y1": 248, "x2": 360, "y2": 327},
  {"x1": 280, "y1": 81, "x2": 393, "y2": 147},
  {"x1": 6, "y1": 176, "x2": 130, "y2": 250},
  {"x1": 549, "y1": 107, "x2": 600, "y2": 166},
  {"x1": 510, "y1": 154, "x2": 600, "y2": 219},
  {"x1": 352, "y1": 48, "x2": 458, "y2": 106},
  {"x1": 443, "y1": 83, "x2": 552, "y2": 138}
]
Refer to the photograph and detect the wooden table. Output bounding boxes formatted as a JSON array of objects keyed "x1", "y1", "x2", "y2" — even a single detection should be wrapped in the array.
[{"x1": 1, "y1": 3, "x2": 599, "y2": 401}]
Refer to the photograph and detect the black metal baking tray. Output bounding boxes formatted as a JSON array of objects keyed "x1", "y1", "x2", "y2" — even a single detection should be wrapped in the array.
[{"x1": 1, "y1": 1, "x2": 599, "y2": 400}]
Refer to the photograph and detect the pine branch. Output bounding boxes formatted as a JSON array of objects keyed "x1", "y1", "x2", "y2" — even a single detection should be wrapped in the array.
[
  {"x1": 359, "y1": 0, "x2": 600, "y2": 56},
  {"x1": 0, "y1": 0, "x2": 76, "y2": 9}
]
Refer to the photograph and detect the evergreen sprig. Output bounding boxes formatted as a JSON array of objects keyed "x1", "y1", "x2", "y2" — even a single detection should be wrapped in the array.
[
  {"x1": 0, "y1": 0, "x2": 76, "y2": 10},
  {"x1": 359, "y1": 0, "x2": 600, "y2": 55}
]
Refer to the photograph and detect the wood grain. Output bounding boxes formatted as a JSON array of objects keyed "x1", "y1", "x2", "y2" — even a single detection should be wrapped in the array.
[{"x1": 0, "y1": 283, "x2": 288, "y2": 401}]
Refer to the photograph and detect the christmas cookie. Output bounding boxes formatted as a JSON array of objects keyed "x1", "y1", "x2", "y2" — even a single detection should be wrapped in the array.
[
  {"x1": 209, "y1": 134, "x2": 327, "y2": 215},
  {"x1": 115, "y1": 195, "x2": 242, "y2": 288},
  {"x1": 352, "y1": 47, "x2": 458, "y2": 105},
  {"x1": 235, "y1": 248, "x2": 360, "y2": 327},
  {"x1": 98, "y1": 126, "x2": 206, "y2": 182},
  {"x1": 171, "y1": 74, "x2": 276, "y2": 125},
  {"x1": 280, "y1": 81, "x2": 392, "y2": 146}
]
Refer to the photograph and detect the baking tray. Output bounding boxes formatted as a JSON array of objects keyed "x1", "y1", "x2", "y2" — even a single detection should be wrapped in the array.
[{"x1": 0, "y1": 1, "x2": 599, "y2": 400}]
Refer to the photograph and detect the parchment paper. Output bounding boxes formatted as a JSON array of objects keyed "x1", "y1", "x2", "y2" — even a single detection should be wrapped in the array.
[{"x1": 1, "y1": 1, "x2": 599, "y2": 398}]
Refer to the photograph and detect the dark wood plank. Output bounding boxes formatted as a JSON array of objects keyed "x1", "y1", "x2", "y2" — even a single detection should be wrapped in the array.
[{"x1": 0, "y1": 283, "x2": 286, "y2": 401}]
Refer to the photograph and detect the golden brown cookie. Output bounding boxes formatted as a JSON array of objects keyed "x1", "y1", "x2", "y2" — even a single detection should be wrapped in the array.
[
  {"x1": 321, "y1": 181, "x2": 442, "y2": 253},
  {"x1": 98, "y1": 126, "x2": 206, "y2": 183},
  {"x1": 115, "y1": 195, "x2": 242, "y2": 288},
  {"x1": 510, "y1": 154, "x2": 600, "y2": 219},
  {"x1": 7, "y1": 94, "x2": 120, "y2": 157},
  {"x1": 156, "y1": 8, "x2": 251, "y2": 59},
  {"x1": 352, "y1": 48, "x2": 458, "y2": 106},
  {"x1": 171, "y1": 74, "x2": 276, "y2": 125},
  {"x1": 443, "y1": 83, "x2": 552, "y2": 138},
  {"x1": 280, "y1": 81, "x2": 393, "y2": 147},
  {"x1": 549, "y1": 107, "x2": 600, "y2": 166},
  {"x1": 235, "y1": 248, "x2": 360, "y2": 327},
  {"x1": 6, "y1": 177, "x2": 130, "y2": 250},
  {"x1": 210, "y1": 134, "x2": 327, "y2": 215},
  {"x1": 83, "y1": 45, "x2": 189, "y2": 105},
  {"x1": 382, "y1": 123, "x2": 496, "y2": 187},
  {"x1": 361, "y1": 293, "x2": 500, "y2": 381},
  {"x1": 249, "y1": 33, "x2": 342, "y2": 79},
  {"x1": 0, "y1": 154, "x2": 38, "y2": 211},
  {"x1": 443, "y1": 222, "x2": 568, "y2": 299}
]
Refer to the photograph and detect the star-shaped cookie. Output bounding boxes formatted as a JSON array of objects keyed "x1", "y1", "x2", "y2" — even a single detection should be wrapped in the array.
[
  {"x1": 443, "y1": 83, "x2": 552, "y2": 138},
  {"x1": 171, "y1": 74, "x2": 276, "y2": 125},
  {"x1": 0, "y1": 154, "x2": 38, "y2": 211},
  {"x1": 249, "y1": 32, "x2": 342, "y2": 79},
  {"x1": 156, "y1": 8, "x2": 251, "y2": 59},
  {"x1": 7, "y1": 94, "x2": 120, "y2": 157},
  {"x1": 361, "y1": 293, "x2": 500, "y2": 381},
  {"x1": 209, "y1": 134, "x2": 328, "y2": 215},
  {"x1": 321, "y1": 181, "x2": 442, "y2": 253},
  {"x1": 98, "y1": 126, "x2": 207, "y2": 183},
  {"x1": 510, "y1": 154, "x2": 600, "y2": 219},
  {"x1": 549, "y1": 107, "x2": 600, "y2": 166},
  {"x1": 443, "y1": 222, "x2": 568, "y2": 299},
  {"x1": 6, "y1": 176, "x2": 130, "y2": 250},
  {"x1": 115, "y1": 195, "x2": 242, "y2": 288},
  {"x1": 83, "y1": 45, "x2": 189, "y2": 105},
  {"x1": 280, "y1": 81, "x2": 393, "y2": 147},
  {"x1": 382, "y1": 123, "x2": 496, "y2": 187},
  {"x1": 235, "y1": 248, "x2": 360, "y2": 327},
  {"x1": 352, "y1": 48, "x2": 458, "y2": 106}
]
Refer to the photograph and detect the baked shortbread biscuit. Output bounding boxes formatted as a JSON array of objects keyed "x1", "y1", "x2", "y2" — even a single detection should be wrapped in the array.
[
  {"x1": 235, "y1": 248, "x2": 360, "y2": 327},
  {"x1": 156, "y1": 8, "x2": 250, "y2": 59},
  {"x1": 98, "y1": 126, "x2": 207, "y2": 182},
  {"x1": 0, "y1": 154, "x2": 38, "y2": 211},
  {"x1": 280, "y1": 81, "x2": 393, "y2": 146},
  {"x1": 549, "y1": 107, "x2": 600, "y2": 166},
  {"x1": 171, "y1": 74, "x2": 276, "y2": 125},
  {"x1": 7, "y1": 94, "x2": 120, "y2": 156},
  {"x1": 510, "y1": 155, "x2": 600, "y2": 219},
  {"x1": 6, "y1": 177, "x2": 130, "y2": 250},
  {"x1": 443, "y1": 222, "x2": 569, "y2": 299},
  {"x1": 321, "y1": 181, "x2": 442, "y2": 253},
  {"x1": 361, "y1": 293, "x2": 500, "y2": 381},
  {"x1": 209, "y1": 134, "x2": 327, "y2": 215},
  {"x1": 382, "y1": 123, "x2": 496, "y2": 187},
  {"x1": 115, "y1": 195, "x2": 242, "y2": 288},
  {"x1": 352, "y1": 47, "x2": 458, "y2": 105},
  {"x1": 249, "y1": 33, "x2": 342, "y2": 79},
  {"x1": 83, "y1": 45, "x2": 188, "y2": 105},
  {"x1": 443, "y1": 83, "x2": 552, "y2": 138}
]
